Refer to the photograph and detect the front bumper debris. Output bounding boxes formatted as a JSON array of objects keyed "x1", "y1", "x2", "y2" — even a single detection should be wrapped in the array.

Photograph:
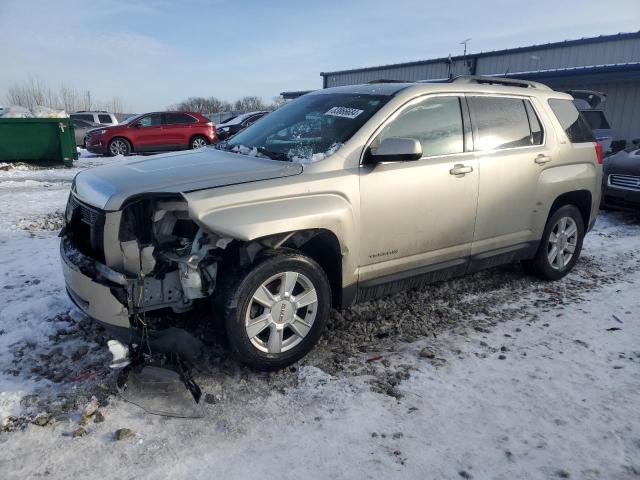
[
  {"x1": 60, "y1": 237, "x2": 130, "y2": 330},
  {"x1": 60, "y1": 237, "x2": 203, "y2": 362}
]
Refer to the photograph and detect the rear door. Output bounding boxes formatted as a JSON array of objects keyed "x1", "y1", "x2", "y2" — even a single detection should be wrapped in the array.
[
  {"x1": 162, "y1": 113, "x2": 197, "y2": 147},
  {"x1": 467, "y1": 95, "x2": 548, "y2": 259},
  {"x1": 133, "y1": 113, "x2": 163, "y2": 150}
]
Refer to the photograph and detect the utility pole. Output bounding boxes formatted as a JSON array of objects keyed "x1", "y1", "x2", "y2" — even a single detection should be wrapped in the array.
[{"x1": 460, "y1": 38, "x2": 471, "y2": 74}]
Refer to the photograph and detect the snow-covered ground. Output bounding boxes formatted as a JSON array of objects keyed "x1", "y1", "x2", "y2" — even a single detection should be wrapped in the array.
[{"x1": 1, "y1": 153, "x2": 639, "y2": 479}]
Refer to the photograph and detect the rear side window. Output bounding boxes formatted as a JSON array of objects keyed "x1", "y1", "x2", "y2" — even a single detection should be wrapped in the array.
[
  {"x1": 374, "y1": 96, "x2": 464, "y2": 157},
  {"x1": 164, "y1": 113, "x2": 197, "y2": 124},
  {"x1": 548, "y1": 99, "x2": 595, "y2": 143},
  {"x1": 98, "y1": 114, "x2": 113, "y2": 124},
  {"x1": 580, "y1": 110, "x2": 611, "y2": 130},
  {"x1": 71, "y1": 114, "x2": 93, "y2": 122},
  {"x1": 468, "y1": 97, "x2": 536, "y2": 150}
]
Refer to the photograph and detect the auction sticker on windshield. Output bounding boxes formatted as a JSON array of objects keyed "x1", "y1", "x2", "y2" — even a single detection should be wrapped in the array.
[{"x1": 325, "y1": 107, "x2": 364, "y2": 119}]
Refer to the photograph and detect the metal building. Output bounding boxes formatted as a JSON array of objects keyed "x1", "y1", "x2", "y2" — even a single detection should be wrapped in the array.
[{"x1": 319, "y1": 32, "x2": 640, "y2": 144}]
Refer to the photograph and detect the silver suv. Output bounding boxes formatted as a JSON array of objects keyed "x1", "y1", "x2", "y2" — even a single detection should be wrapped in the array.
[
  {"x1": 60, "y1": 76, "x2": 602, "y2": 370},
  {"x1": 70, "y1": 110, "x2": 119, "y2": 125}
]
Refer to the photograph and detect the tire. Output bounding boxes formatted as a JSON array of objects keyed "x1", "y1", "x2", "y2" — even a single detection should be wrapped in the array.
[
  {"x1": 219, "y1": 250, "x2": 331, "y2": 370},
  {"x1": 524, "y1": 205, "x2": 585, "y2": 280},
  {"x1": 107, "y1": 137, "x2": 131, "y2": 157},
  {"x1": 190, "y1": 135, "x2": 208, "y2": 149}
]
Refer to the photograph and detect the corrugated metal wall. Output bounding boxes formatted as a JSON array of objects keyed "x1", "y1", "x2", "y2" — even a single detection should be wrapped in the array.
[
  {"x1": 321, "y1": 34, "x2": 640, "y2": 141},
  {"x1": 323, "y1": 34, "x2": 640, "y2": 86},
  {"x1": 476, "y1": 37, "x2": 640, "y2": 75}
]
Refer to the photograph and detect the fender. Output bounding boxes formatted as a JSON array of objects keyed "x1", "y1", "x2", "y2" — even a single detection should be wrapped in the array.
[
  {"x1": 182, "y1": 173, "x2": 361, "y2": 289},
  {"x1": 533, "y1": 162, "x2": 599, "y2": 235}
]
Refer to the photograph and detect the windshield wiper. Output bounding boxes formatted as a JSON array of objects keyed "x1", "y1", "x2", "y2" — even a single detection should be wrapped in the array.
[{"x1": 256, "y1": 147, "x2": 289, "y2": 161}]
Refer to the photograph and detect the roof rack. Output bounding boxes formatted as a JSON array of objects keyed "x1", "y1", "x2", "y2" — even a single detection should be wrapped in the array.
[
  {"x1": 450, "y1": 75, "x2": 552, "y2": 90},
  {"x1": 74, "y1": 110, "x2": 109, "y2": 113}
]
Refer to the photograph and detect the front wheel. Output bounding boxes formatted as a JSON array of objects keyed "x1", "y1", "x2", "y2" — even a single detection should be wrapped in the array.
[
  {"x1": 524, "y1": 205, "x2": 585, "y2": 280},
  {"x1": 107, "y1": 137, "x2": 131, "y2": 157},
  {"x1": 220, "y1": 251, "x2": 331, "y2": 370}
]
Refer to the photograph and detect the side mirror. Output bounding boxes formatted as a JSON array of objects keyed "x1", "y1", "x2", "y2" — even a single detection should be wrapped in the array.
[
  {"x1": 367, "y1": 137, "x2": 422, "y2": 163},
  {"x1": 131, "y1": 121, "x2": 142, "y2": 128}
]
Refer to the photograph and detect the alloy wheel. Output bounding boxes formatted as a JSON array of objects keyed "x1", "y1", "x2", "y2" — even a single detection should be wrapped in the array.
[
  {"x1": 245, "y1": 271, "x2": 318, "y2": 354},
  {"x1": 109, "y1": 139, "x2": 128, "y2": 156},
  {"x1": 192, "y1": 137, "x2": 207, "y2": 149},
  {"x1": 547, "y1": 216, "x2": 578, "y2": 270}
]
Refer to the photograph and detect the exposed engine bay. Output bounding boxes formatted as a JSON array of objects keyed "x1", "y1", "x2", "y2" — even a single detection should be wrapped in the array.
[{"x1": 61, "y1": 192, "x2": 328, "y2": 413}]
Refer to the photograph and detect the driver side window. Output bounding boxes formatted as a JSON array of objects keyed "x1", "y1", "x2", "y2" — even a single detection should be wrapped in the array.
[
  {"x1": 373, "y1": 96, "x2": 464, "y2": 157},
  {"x1": 138, "y1": 114, "x2": 162, "y2": 127}
]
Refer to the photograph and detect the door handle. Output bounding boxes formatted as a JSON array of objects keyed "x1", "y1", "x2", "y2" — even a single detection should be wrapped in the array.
[
  {"x1": 449, "y1": 164, "x2": 473, "y2": 176},
  {"x1": 534, "y1": 154, "x2": 552, "y2": 165}
]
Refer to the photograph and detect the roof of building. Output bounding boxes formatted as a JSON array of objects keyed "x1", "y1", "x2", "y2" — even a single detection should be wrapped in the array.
[{"x1": 320, "y1": 31, "x2": 640, "y2": 77}]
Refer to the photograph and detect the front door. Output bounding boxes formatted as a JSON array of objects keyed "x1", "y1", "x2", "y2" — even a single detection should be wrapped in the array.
[
  {"x1": 358, "y1": 95, "x2": 479, "y2": 284},
  {"x1": 133, "y1": 113, "x2": 164, "y2": 150}
]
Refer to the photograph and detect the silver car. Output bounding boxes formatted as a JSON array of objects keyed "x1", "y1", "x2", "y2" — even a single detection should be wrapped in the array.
[
  {"x1": 60, "y1": 76, "x2": 602, "y2": 370},
  {"x1": 71, "y1": 119, "x2": 102, "y2": 147}
]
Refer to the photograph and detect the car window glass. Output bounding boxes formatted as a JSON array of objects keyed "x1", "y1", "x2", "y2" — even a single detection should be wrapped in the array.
[
  {"x1": 524, "y1": 100, "x2": 544, "y2": 145},
  {"x1": 164, "y1": 113, "x2": 196, "y2": 124},
  {"x1": 581, "y1": 110, "x2": 611, "y2": 130},
  {"x1": 469, "y1": 97, "x2": 532, "y2": 150},
  {"x1": 98, "y1": 114, "x2": 112, "y2": 124},
  {"x1": 138, "y1": 114, "x2": 162, "y2": 127},
  {"x1": 73, "y1": 119, "x2": 90, "y2": 128},
  {"x1": 373, "y1": 96, "x2": 464, "y2": 157},
  {"x1": 72, "y1": 114, "x2": 94, "y2": 122},
  {"x1": 547, "y1": 99, "x2": 595, "y2": 143}
]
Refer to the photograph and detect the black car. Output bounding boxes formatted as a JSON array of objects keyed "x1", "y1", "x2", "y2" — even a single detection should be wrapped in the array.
[
  {"x1": 214, "y1": 111, "x2": 269, "y2": 140},
  {"x1": 602, "y1": 142, "x2": 640, "y2": 210}
]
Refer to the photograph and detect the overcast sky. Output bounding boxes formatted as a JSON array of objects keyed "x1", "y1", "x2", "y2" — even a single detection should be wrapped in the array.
[{"x1": 2, "y1": 0, "x2": 639, "y2": 112}]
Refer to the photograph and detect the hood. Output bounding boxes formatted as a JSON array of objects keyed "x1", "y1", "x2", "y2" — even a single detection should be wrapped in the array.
[
  {"x1": 605, "y1": 149, "x2": 640, "y2": 175},
  {"x1": 72, "y1": 147, "x2": 303, "y2": 210}
]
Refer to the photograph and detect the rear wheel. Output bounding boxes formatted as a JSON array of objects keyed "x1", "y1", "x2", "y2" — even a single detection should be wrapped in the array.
[
  {"x1": 220, "y1": 251, "x2": 331, "y2": 370},
  {"x1": 190, "y1": 135, "x2": 208, "y2": 149},
  {"x1": 524, "y1": 205, "x2": 585, "y2": 280},
  {"x1": 107, "y1": 137, "x2": 131, "y2": 156}
]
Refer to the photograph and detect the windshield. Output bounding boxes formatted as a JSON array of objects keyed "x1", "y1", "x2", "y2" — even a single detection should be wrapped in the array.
[
  {"x1": 223, "y1": 93, "x2": 391, "y2": 162},
  {"x1": 121, "y1": 114, "x2": 140, "y2": 124}
]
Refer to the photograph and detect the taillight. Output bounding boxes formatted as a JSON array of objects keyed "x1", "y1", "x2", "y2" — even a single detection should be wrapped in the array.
[{"x1": 594, "y1": 142, "x2": 603, "y2": 165}]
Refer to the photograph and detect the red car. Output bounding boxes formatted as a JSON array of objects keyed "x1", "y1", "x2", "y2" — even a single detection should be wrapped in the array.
[{"x1": 85, "y1": 111, "x2": 216, "y2": 156}]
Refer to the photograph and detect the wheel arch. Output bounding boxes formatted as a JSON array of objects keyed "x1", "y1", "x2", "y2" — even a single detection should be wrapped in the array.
[
  {"x1": 188, "y1": 134, "x2": 209, "y2": 147},
  {"x1": 216, "y1": 228, "x2": 345, "y2": 309},
  {"x1": 547, "y1": 190, "x2": 592, "y2": 229}
]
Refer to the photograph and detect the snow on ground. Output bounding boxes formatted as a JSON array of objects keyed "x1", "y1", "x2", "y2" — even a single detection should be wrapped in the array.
[{"x1": 0, "y1": 155, "x2": 639, "y2": 479}]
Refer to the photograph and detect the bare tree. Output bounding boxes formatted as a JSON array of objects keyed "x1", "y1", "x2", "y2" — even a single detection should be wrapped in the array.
[
  {"x1": 170, "y1": 96, "x2": 232, "y2": 114},
  {"x1": 233, "y1": 96, "x2": 268, "y2": 112}
]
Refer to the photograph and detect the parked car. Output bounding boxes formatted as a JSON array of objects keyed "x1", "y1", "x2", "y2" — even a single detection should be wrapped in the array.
[
  {"x1": 71, "y1": 118, "x2": 101, "y2": 147},
  {"x1": 61, "y1": 76, "x2": 602, "y2": 371},
  {"x1": 601, "y1": 143, "x2": 640, "y2": 210},
  {"x1": 566, "y1": 90, "x2": 614, "y2": 154},
  {"x1": 71, "y1": 110, "x2": 119, "y2": 125},
  {"x1": 215, "y1": 111, "x2": 269, "y2": 140},
  {"x1": 84, "y1": 111, "x2": 216, "y2": 156}
]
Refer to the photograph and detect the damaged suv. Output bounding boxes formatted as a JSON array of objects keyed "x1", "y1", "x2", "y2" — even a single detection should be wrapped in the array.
[{"x1": 60, "y1": 76, "x2": 602, "y2": 370}]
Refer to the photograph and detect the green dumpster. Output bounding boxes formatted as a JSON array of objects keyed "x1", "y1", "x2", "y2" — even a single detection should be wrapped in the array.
[{"x1": 0, "y1": 117, "x2": 78, "y2": 166}]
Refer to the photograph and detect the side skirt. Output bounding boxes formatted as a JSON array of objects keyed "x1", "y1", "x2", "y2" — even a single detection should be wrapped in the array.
[{"x1": 348, "y1": 241, "x2": 539, "y2": 306}]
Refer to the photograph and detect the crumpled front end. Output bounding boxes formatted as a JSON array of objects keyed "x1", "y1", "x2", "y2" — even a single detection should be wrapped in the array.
[{"x1": 59, "y1": 192, "x2": 232, "y2": 361}]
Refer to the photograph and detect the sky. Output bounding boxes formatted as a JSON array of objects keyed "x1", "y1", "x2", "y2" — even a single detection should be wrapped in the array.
[{"x1": 1, "y1": 0, "x2": 639, "y2": 112}]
